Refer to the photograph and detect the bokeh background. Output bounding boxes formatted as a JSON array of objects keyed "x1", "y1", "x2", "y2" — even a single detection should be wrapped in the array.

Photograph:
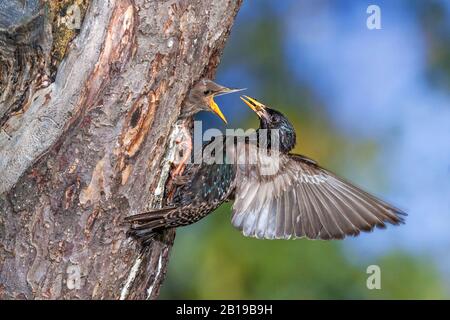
[{"x1": 161, "y1": 0, "x2": 450, "y2": 299}]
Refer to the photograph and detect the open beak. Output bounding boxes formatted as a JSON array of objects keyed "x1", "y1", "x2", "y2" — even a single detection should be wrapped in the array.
[
  {"x1": 209, "y1": 87, "x2": 246, "y2": 124},
  {"x1": 214, "y1": 87, "x2": 246, "y2": 97},
  {"x1": 240, "y1": 95, "x2": 268, "y2": 120},
  {"x1": 209, "y1": 97, "x2": 228, "y2": 124}
]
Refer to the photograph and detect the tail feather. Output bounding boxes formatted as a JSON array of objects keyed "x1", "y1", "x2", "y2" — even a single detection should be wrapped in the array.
[
  {"x1": 126, "y1": 228, "x2": 157, "y2": 246},
  {"x1": 129, "y1": 217, "x2": 167, "y2": 231},
  {"x1": 124, "y1": 207, "x2": 176, "y2": 223},
  {"x1": 125, "y1": 207, "x2": 178, "y2": 245}
]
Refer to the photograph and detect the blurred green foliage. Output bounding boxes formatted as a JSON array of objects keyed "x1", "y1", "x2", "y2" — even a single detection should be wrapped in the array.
[
  {"x1": 160, "y1": 1, "x2": 449, "y2": 299},
  {"x1": 417, "y1": 0, "x2": 450, "y2": 90},
  {"x1": 161, "y1": 204, "x2": 445, "y2": 299}
]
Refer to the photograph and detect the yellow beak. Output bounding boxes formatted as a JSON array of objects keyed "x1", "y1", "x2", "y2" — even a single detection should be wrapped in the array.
[
  {"x1": 209, "y1": 96, "x2": 228, "y2": 124},
  {"x1": 240, "y1": 95, "x2": 267, "y2": 118}
]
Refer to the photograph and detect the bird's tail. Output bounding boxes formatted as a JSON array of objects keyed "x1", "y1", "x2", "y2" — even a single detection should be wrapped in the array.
[{"x1": 125, "y1": 207, "x2": 177, "y2": 245}]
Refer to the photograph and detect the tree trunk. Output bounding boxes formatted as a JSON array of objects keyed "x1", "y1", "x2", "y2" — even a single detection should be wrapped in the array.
[{"x1": 0, "y1": 0, "x2": 242, "y2": 299}]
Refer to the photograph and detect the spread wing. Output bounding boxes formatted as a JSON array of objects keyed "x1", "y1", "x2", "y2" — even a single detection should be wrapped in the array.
[{"x1": 231, "y1": 151, "x2": 406, "y2": 240}]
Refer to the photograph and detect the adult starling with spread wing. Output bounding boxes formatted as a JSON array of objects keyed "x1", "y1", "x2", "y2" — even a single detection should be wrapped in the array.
[
  {"x1": 232, "y1": 96, "x2": 406, "y2": 239},
  {"x1": 126, "y1": 96, "x2": 406, "y2": 241}
]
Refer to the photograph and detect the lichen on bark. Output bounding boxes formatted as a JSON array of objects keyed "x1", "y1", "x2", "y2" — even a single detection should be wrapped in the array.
[{"x1": 46, "y1": 0, "x2": 91, "y2": 76}]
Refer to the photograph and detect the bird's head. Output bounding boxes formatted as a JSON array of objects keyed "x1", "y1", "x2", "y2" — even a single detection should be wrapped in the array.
[
  {"x1": 240, "y1": 95, "x2": 297, "y2": 153},
  {"x1": 186, "y1": 79, "x2": 244, "y2": 124}
]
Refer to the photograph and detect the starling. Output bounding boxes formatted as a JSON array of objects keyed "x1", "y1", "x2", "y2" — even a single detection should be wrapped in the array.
[
  {"x1": 171, "y1": 79, "x2": 244, "y2": 177},
  {"x1": 126, "y1": 96, "x2": 406, "y2": 241},
  {"x1": 125, "y1": 80, "x2": 242, "y2": 242}
]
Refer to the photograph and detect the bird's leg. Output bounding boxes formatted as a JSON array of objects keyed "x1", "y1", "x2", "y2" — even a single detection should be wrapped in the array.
[{"x1": 172, "y1": 126, "x2": 192, "y2": 178}]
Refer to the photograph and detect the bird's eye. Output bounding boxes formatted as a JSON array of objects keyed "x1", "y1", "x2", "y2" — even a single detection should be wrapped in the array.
[
  {"x1": 271, "y1": 115, "x2": 278, "y2": 122},
  {"x1": 204, "y1": 90, "x2": 212, "y2": 95}
]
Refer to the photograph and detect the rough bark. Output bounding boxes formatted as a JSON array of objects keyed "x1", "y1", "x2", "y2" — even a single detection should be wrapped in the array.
[{"x1": 0, "y1": 0, "x2": 242, "y2": 299}]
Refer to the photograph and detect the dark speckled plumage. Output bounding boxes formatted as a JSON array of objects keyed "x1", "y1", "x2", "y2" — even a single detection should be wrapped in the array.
[{"x1": 126, "y1": 139, "x2": 236, "y2": 241}]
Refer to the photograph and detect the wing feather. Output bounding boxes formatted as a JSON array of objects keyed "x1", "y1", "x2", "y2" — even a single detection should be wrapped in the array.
[{"x1": 232, "y1": 152, "x2": 406, "y2": 240}]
